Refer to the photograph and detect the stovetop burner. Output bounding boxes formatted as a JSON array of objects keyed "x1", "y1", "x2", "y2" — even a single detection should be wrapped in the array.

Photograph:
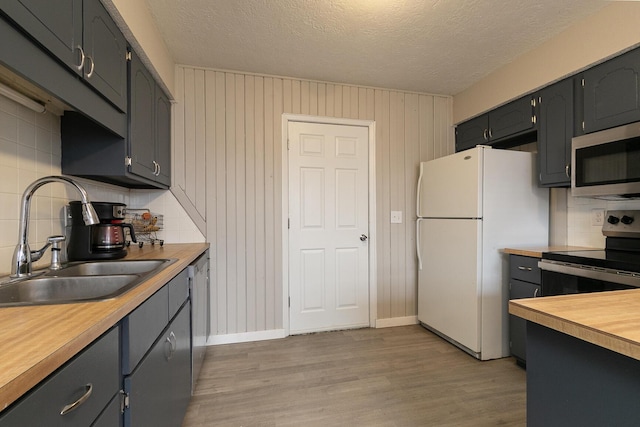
[{"x1": 543, "y1": 210, "x2": 640, "y2": 273}]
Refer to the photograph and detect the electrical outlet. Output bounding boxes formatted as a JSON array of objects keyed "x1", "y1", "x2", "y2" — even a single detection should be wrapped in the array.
[
  {"x1": 591, "y1": 208, "x2": 605, "y2": 226},
  {"x1": 391, "y1": 211, "x2": 402, "y2": 224}
]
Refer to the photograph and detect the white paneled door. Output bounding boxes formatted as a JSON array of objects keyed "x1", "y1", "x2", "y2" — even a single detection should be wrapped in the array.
[{"x1": 288, "y1": 121, "x2": 370, "y2": 334}]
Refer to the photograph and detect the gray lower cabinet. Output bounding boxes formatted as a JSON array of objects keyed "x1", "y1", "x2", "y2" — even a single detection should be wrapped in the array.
[
  {"x1": 0, "y1": 327, "x2": 121, "y2": 427},
  {"x1": 121, "y1": 268, "x2": 191, "y2": 427},
  {"x1": 124, "y1": 303, "x2": 191, "y2": 427},
  {"x1": 509, "y1": 254, "x2": 541, "y2": 365}
]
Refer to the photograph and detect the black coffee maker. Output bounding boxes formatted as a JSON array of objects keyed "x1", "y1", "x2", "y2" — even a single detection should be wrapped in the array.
[{"x1": 67, "y1": 201, "x2": 137, "y2": 260}]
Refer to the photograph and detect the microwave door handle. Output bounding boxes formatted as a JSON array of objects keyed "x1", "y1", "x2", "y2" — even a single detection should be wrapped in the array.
[{"x1": 416, "y1": 163, "x2": 424, "y2": 218}]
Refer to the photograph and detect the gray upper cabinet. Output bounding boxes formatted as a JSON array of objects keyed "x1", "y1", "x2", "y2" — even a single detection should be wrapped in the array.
[
  {"x1": 582, "y1": 47, "x2": 640, "y2": 134},
  {"x1": 82, "y1": 0, "x2": 128, "y2": 112},
  {"x1": 538, "y1": 78, "x2": 573, "y2": 187},
  {"x1": 455, "y1": 115, "x2": 488, "y2": 152},
  {"x1": 1, "y1": 0, "x2": 127, "y2": 112},
  {"x1": 129, "y1": 50, "x2": 172, "y2": 187},
  {"x1": 0, "y1": 0, "x2": 83, "y2": 72},
  {"x1": 61, "y1": 49, "x2": 171, "y2": 189},
  {"x1": 455, "y1": 96, "x2": 535, "y2": 152}
]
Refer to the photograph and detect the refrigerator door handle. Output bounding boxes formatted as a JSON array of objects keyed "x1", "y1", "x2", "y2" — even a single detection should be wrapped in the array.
[
  {"x1": 416, "y1": 162, "x2": 424, "y2": 218},
  {"x1": 416, "y1": 218, "x2": 424, "y2": 270}
]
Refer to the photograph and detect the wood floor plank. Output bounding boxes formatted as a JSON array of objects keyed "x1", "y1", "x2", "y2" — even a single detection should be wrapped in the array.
[{"x1": 182, "y1": 326, "x2": 526, "y2": 426}]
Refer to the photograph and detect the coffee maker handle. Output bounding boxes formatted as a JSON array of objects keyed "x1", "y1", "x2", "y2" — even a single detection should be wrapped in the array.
[{"x1": 122, "y1": 223, "x2": 137, "y2": 243}]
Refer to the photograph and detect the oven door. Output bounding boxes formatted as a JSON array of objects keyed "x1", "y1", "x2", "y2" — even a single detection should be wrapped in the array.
[
  {"x1": 572, "y1": 122, "x2": 640, "y2": 198},
  {"x1": 539, "y1": 260, "x2": 639, "y2": 296}
]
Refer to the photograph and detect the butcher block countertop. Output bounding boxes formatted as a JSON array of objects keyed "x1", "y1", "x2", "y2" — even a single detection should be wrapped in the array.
[
  {"x1": 510, "y1": 290, "x2": 640, "y2": 361},
  {"x1": 0, "y1": 243, "x2": 209, "y2": 412},
  {"x1": 502, "y1": 246, "x2": 601, "y2": 258}
]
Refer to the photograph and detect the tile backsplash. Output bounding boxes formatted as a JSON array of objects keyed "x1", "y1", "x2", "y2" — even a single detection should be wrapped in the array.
[{"x1": 0, "y1": 94, "x2": 203, "y2": 276}]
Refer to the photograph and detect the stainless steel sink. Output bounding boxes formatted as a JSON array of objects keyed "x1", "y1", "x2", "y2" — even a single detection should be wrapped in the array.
[
  {"x1": 0, "y1": 258, "x2": 175, "y2": 307},
  {"x1": 0, "y1": 275, "x2": 140, "y2": 306},
  {"x1": 47, "y1": 259, "x2": 172, "y2": 277}
]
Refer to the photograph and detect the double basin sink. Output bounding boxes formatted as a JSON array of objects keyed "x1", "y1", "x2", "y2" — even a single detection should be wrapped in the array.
[{"x1": 0, "y1": 259, "x2": 175, "y2": 307}]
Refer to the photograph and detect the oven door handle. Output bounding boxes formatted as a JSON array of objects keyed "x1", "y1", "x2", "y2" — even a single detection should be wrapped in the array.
[{"x1": 539, "y1": 259, "x2": 640, "y2": 288}]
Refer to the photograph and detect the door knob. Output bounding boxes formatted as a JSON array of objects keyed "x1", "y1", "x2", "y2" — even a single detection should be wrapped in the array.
[{"x1": 360, "y1": 234, "x2": 368, "y2": 242}]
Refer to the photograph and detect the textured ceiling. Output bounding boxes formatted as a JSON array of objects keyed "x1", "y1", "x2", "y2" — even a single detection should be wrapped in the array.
[{"x1": 145, "y1": 0, "x2": 607, "y2": 96}]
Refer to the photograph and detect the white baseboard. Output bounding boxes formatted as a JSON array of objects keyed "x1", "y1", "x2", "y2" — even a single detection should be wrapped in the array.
[
  {"x1": 207, "y1": 329, "x2": 286, "y2": 346},
  {"x1": 375, "y1": 316, "x2": 419, "y2": 328}
]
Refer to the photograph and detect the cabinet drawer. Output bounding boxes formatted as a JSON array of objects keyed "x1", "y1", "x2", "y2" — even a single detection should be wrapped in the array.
[
  {"x1": 122, "y1": 285, "x2": 169, "y2": 374},
  {"x1": 0, "y1": 327, "x2": 119, "y2": 427},
  {"x1": 509, "y1": 254, "x2": 541, "y2": 284},
  {"x1": 168, "y1": 268, "x2": 189, "y2": 320}
]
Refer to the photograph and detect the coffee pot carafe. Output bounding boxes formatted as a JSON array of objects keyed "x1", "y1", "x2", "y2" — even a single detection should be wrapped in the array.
[{"x1": 67, "y1": 201, "x2": 137, "y2": 260}]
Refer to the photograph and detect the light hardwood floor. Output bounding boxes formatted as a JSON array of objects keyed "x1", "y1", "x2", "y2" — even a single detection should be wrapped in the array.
[{"x1": 182, "y1": 325, "x2": 526, "y2": 427}]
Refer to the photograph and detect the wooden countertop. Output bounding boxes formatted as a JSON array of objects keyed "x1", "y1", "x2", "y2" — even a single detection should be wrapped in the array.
[
  {"x1": 0, "y1": 243, "x2": 209, "y2": 412},
  {"x1": 502, "y1": 246, "x2": 601, "y2": 258},
  {"x1": 510, "y1": 290, "x2": 640, "y2": 361}
]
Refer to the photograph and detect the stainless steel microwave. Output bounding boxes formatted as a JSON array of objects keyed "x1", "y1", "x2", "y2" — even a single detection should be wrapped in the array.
[{"x1": 571, "y1": 122, "x2": 640, "y2": 198}]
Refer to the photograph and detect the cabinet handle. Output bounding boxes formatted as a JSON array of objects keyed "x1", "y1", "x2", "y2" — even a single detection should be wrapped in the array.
[
  {"x1": 85, "y1": 56, "x2": 95, "y2": 79},
  {"x1": 517, "y1": 266, "x2": 532, "y2": 271},
  {"x1": 156, "y1": 162, "x2": 161, "y2": 176},
  {"x1": 483, "y1": 129, "x2": 489, "y2": 141},
  {"x1": 60, "y1": 383, "x2": 93, "y2": 415},
  {"x1": 75, "y1": 45, "x2": 85, "y2": 72},
  {"x1": 533, "y1": 288, "x2": 540, "y2": 298},
  {"x1": 165, "y1": 331, "x2": 177, "y2": 360},
  {"x1": 153, "y1": 161, "x2": 160, "y2": 176},
  {"x1": 565, "y1": 164, "x2": 571, "y2": 178},
  {"x1": 488, "y1": 128, "x2": 493, "y2": 138}
]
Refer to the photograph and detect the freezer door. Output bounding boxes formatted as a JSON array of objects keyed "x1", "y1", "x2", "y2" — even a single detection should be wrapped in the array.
[
  {"x1": 418, "y1": 218, "x2": 481, "y2": 354},
  {"x1": 417, "y1": 147, "x2": 483, "y2": 218}
]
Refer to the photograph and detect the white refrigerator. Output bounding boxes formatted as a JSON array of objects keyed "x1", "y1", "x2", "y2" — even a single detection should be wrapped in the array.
[{"x1": 416, "y1": 146, "x2": 548, "y2": 360}]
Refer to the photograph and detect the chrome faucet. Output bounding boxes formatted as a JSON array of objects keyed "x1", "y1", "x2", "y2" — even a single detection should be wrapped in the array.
[{"x1": 10, "y1": 176, "x2": 100, "y2": 278}]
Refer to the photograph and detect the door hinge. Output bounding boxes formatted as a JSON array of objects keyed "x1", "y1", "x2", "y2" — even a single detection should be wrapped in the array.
[
  {"x1": 288, "y1": 218, "x2": 290, "y2": 229},
  {"x1": 120, "y1": 390, "x2": 130, "y2": 412},
  {"x1": 288, "y1": 296, "x2": 290, "y2": 307},
  {"x1": 125, "y1": 156, "x2": 132, "y2": 166},
  {"x1": 126, "y1": 51, "x2": 132, "y2": 61},
  {"x1": 287, "y1": 139, "x2": 290, "y2": 150}
]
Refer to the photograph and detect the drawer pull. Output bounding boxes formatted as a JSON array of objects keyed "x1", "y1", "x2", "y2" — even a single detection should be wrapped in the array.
[
  {"x1": 165, "y1": 331, "x2": 177, "y2": 360},
  {"x1": 60, "y1": 383, "x2": 93, "y2": 415},
  {"x1": 533, "y1": 288, "x2": 540, "y2": 298},
  {"x1": 517, "y1": 266, "x2": 533, "y2": 271}
]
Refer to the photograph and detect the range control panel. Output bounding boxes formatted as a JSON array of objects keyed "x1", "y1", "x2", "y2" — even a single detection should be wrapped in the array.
[{"x1": 602, "y1": 210, "x2": 640, "y2": 238}]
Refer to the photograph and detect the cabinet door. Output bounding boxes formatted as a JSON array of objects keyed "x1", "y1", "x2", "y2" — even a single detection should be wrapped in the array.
[
  {"x1": 509, "y1": 278, "x2": 541, "y2": 363},
  {"x1": 0, "y1": 327, "x2": 119, "y2": 427},
  {"x1": 124, "y1": 302, "x2": 191, "y2": 427},
  {"x1": 583, "y1": 48, "x2": 640, "y2": 133},
  {"x1": 0, "y1": 0, "x2": 83, "y2": 74},
  {"x1": 538, "y1": 79, "x2": 573, "y2": 187},
  {"x1": 82, "y1": 0, "x2": 128, "y2": 112},
  {"x1": 455, "y1": 114, "x2": 488, "y2": 152},
  {"x1": 129, "y1": 50, "x2": 157, "y2": 183},
  {"x1": 489, "y1": 96, "x2": 534, "y2": 141},
  {"x1": 155, "y1": 87, "x2": 172, "y2": 186}
]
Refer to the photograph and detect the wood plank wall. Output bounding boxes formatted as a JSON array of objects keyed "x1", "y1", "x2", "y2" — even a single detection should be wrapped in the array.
[{"x1": 174, "y1": 66, "x2": 454, "y2": 336}]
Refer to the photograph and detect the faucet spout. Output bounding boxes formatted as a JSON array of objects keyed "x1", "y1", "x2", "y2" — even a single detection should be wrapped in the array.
[{"x1": 10, "y1": 176, "x2": 99, "y2": 278}]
